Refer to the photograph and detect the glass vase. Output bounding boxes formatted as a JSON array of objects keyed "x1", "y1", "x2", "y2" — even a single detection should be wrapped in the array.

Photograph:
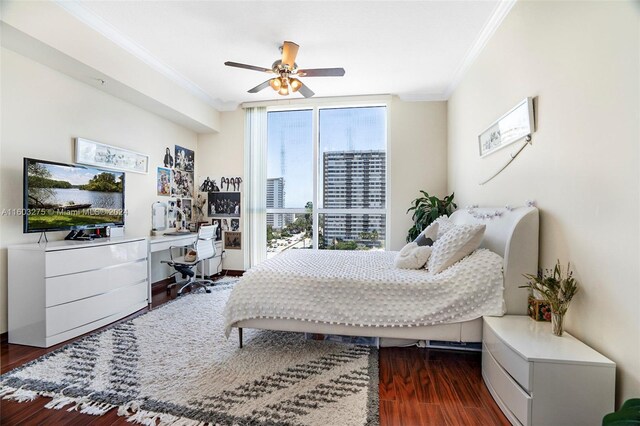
[{"x1": 551, "y1": 311, "x2": 564, "y2": 336}]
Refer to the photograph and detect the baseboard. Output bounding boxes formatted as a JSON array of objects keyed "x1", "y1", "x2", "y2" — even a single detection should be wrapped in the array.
[
  {"x1": 151, "y1": 278, "x2": 174, "y2": 296},
  {"x1": 0, "y1": 331, "x2": 7, "y2": 344}
]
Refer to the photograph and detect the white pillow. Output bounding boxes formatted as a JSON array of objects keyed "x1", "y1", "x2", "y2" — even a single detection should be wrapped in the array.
[
  {"x1": 427, "y1": 224, "x2": 486, "y2": 274},
  {"x1": 395, "y1": 242, "x2": 433, "y2": 269},
  {"x1": 414, "y1": 222, "x2": 439, "y2": 246},
  {"x1": 434, "y1": 215, "x2": 456, "y2": 239}
]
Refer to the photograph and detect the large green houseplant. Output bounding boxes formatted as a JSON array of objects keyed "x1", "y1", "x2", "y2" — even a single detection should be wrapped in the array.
[{"x1": 406, "y1": 191, "x2": 457, "y2": 242}]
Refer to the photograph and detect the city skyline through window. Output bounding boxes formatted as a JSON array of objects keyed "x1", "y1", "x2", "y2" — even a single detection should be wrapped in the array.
[{"x1": 266, "y1": 106, "x2": 387, "y2": 257}]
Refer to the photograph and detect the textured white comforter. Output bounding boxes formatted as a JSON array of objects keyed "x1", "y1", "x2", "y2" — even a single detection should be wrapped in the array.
[{"x1": 223, "y1": 248, "x2": 504, "y2": 336}]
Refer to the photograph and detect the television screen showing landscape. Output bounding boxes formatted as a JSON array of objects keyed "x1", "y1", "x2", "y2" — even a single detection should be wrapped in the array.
[{"x1": 25, "y1": 158, "x2": 125, "y2": 232}]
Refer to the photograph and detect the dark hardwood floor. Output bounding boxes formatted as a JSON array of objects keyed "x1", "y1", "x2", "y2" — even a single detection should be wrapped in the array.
[{"x1": 1, "y1": 286, "x2": 509, "y2": 426}]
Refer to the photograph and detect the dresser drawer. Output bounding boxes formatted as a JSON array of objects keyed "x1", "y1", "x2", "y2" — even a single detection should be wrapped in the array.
[
  {"x1": 484, "y1": 321, "x2": 532, "y2": 391},
  {"x1": 46, "y1": 281, "x2": 148, "y2": 337},
  {"x1": 46, "y1": 260, "x2": 148, "y2": 307},
  {"x1": 46, "y1": 240, "x2": 147, "y2": 277},
  {"x1": 483, "y1": 347, "x2": 532, "y2": 425}
]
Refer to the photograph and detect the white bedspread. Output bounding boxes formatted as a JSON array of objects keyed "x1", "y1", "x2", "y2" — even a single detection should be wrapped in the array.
[{"x1": 223, "y1": 248, "x2": 504, "y2": 336}]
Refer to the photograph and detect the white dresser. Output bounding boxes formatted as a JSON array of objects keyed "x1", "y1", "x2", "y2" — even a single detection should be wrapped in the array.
[
  {"x1": 482, "y1": 316, "x2": 615, "y2": 426},
  {"x1": 8, "y1": 236, "x2": 149, "y2": 348}
]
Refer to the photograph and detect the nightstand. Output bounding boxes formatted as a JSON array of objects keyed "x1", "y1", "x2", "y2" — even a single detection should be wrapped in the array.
[{"x1": 482, "y1": 315, "x2": 615, "y2": 426}]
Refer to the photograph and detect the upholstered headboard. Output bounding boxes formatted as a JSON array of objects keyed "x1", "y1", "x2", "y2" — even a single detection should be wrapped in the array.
[{"x1": 450, "y1": 207, "x2": 539, "y2": 315}]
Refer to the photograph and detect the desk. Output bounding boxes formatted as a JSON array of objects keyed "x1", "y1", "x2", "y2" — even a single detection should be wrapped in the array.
[
  {"x1": 149, "y1": 232, "x2": 198, "y2": 253},
  {"x1": 148, "y1": 233, "x2": 223, "y2": 299}
]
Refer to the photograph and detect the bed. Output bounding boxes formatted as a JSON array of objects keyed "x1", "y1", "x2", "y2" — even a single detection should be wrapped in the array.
[{"x1": 224, "y1": 206, "x2": 539, "y2": 346}]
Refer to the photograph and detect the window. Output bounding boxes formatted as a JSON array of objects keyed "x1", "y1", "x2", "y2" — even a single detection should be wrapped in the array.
[
  {"x1": 266, "y1": 110, "x2": 313, "y2": 258},
  {"x1": 266, "y1": 105, "x2": 387, "y2": 257},
  {"x1": 318, "y1": 107, "x2": 387, "y2": 250}
]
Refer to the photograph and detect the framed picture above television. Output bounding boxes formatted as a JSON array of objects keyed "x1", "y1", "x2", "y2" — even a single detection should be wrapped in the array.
[{"x1": 75, "y1": 137, "x2": 149, "y2": 174}]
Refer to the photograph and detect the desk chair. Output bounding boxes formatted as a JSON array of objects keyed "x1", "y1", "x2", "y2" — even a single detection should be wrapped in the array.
[{"x1": 163, "y1": 224, "x2": 218, "y2": 296}]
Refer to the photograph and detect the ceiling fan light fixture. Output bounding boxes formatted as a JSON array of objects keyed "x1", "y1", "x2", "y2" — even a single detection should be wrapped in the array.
[
  {"x1": 269, "y1": 77, "x2": 282, "y2": 91},
  {"x1": 289, "y1": 78, "x2": 302, "y2": 92},
  {"x1": 224, "y1": 40, "x2": 344, "y2": 98},
  {"x1": 278, "y1": 84, "x2": 290, "y2": 96}
]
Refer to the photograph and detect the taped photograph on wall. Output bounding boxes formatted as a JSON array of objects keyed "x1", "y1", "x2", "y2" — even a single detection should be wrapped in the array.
[
  {"x1": 211, "y1": 219, "x2": 223, "y2": 240},
  {"x1": 175, "y1": 145, "x2": 194, "y2": 172},
  {"x1": 157, "y1": 167, "x2": 171, "y2": 196},
  {"x1": 478, "y1": 97, "x2": 534, "y2": 157},
  {"x1": 208, "y1": 192, "x2": 240, "y2": 217},
  {"x1": 168, "y1": 199, "x2": 177, "y2": 228},
  {"x1": 181, "y1": 198, "x2": 192, "y2": 222},
  {"x1": 224, "y1": 231, "x2": 241, "y2": 250},
  {"x1": 171, "y1": 170, "x2": 194, "y2": 198}
]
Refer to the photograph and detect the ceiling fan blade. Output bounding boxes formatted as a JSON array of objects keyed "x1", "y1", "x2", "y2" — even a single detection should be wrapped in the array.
[
  {"x1": 248, "y1": 79, "x2": 272, "y2": 93},
  {"x1": 297, "y1": 68, "x2": 345, "y2": 77},
  {"x1": 281, "y1": 41, "x2": 299, "y2": 69},
  {"x1": 298, "y1": 83, "x2": 315, "y2": 98},
  {"x1": 224, "y1": 61, "x2": 272, "y2": 73}
]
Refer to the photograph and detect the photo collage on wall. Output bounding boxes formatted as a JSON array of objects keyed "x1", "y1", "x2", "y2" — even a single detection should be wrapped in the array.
[
  {"x1": 199, "y1": 174, "x2": 242, "y2": 247},
  {"x1": 157, "y1": 145, "x2": 195, "y2": 230}
]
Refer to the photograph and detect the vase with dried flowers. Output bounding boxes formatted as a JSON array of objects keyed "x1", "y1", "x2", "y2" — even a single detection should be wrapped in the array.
[{"x1": 520, "y1": 260, "x2": 579, "y2": 336}]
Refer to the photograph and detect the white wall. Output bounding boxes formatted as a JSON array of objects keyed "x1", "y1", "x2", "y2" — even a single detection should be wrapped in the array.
[
  {"x1": 448, "y1": 0, "x2": 639, "y2": 404},
  {"x1": 195, "y1": 98, "x2": 448, "y2": 269},
  {"x1": 389, "y1": 98, "x2": 447, "y2": 250},
  {"x1": 0, "y1": 48, "x2": 198, "y2": 333}
]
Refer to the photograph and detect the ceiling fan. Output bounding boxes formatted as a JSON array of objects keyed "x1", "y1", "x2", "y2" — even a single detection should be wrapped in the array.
[{"x1": 224, "y1": 41, "x2": 345, "y2": 98}]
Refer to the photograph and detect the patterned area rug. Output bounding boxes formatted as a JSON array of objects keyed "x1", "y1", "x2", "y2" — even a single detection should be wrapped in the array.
[{"x1": 0, "y1": 279, "x2": 379, "y2": 425}]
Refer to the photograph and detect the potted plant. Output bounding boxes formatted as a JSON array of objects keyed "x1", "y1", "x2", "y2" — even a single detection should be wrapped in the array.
[
  {"x1": 521, "y1": 260, "x2": 579, "y2": 336},
  {"x1": 406, "y1": 191, "x2": 456, "y2": 242}
]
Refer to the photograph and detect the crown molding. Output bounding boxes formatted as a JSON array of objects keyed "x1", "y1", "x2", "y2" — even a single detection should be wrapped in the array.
[
  {"x1": 397, "y1": 93, "x2": 448, "y2": 102},
  {"x1": 443, "y1": 0, "x2": 517, "y2": 99},
  {"x1": 54, "y1": 0, "x2": 226, "y2": 111}
]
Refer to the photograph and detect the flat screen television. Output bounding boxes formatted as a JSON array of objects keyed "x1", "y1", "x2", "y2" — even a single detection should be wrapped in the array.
[{"x1": 23, "y1": 158, "x2": 125, "y2": 233}]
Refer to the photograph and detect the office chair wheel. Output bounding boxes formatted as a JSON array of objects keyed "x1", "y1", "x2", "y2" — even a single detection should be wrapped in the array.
[{"x1": 205, "y1": 289, "x2": 211, "y2": 293}]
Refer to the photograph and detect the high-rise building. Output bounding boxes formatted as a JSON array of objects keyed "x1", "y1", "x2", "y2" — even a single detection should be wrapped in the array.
[
  {"x1": 322, "y1": 150, "x2": 386, "y2": 246},
  {"x1": 267, "y1": 177, "x2": 293, "y2": 229}
]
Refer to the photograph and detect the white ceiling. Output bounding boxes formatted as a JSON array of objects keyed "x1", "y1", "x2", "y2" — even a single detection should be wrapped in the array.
[{"x1": 59, "y1": 1, "x2": 513, "y2": 110}]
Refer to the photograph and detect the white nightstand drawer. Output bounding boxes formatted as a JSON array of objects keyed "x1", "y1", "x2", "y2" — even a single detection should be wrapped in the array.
[
  {"x1": 482, "y1": 316, "x2": 615, "y2": 426},
  {"x1": 484, "y1": 321, "x2": 532, "y2": 391},
  {"x1": 483, "y1": 347, "x2": 532, "y2": 425}
]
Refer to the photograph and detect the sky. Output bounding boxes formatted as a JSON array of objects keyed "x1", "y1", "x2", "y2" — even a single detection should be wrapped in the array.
[
  {"x1": 267, "y1": 106, "x2": 386, "y2": 208},
  {"x1": 40, "y1": 162, "x2": 123, "y2": 185}
]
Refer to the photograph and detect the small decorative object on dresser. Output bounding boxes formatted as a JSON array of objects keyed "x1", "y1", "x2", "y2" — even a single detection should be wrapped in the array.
[
  {"x1": 520, "y1": 260, "x2": 578, "y2": 335},
  {"x1": 483, "y1": 316, "x2": 615, "y2": 426},
  {"x1": 527, "y1": 295, "x2": 551, "y2": 322}
]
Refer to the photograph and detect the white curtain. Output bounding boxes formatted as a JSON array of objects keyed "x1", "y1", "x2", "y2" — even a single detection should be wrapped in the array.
[{"x1": 243, "y1": 107, "x2": 268, "y2": 269}]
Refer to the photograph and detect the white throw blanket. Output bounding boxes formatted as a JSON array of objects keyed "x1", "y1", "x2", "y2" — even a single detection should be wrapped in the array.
[{"x1": 223, "y1": 248, "x2": 504, "y2": 336}]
